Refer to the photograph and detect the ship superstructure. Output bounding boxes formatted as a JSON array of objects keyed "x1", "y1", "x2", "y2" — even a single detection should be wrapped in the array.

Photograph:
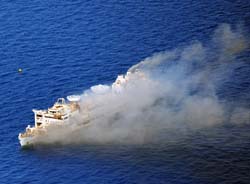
[{"x1": 18, "y1": 96, "x2": 83, "y2": 147}]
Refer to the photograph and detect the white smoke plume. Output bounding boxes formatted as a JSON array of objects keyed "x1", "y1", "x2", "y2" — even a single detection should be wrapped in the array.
[{"x1": 39, "y1": 24, "x2": 250, "y2": 145}]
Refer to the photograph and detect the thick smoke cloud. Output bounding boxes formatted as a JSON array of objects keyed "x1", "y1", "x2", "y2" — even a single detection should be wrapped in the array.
[{"x1": 39, "y1": 24, "x2": 250, "y2": 145}]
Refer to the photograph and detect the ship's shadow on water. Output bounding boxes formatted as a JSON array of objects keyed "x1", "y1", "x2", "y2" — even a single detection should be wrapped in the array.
[{"x1": 19, "y1": 124, "x2": 250, "y2": 183}]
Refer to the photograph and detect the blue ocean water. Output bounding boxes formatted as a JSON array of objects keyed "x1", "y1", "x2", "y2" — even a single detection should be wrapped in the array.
[{"x1": 0, "y1": 1, "x2": 250, "y2": 183}]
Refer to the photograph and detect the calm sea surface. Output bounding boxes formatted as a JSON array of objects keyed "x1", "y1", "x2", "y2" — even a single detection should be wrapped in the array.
[{"x1": 0, "y1": 1, "x2": 250, "y2": 184}]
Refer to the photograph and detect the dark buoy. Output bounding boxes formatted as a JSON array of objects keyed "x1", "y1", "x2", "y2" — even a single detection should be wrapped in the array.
[{"x1": 18, "y1": 68, "x2": 23, "y2": 73}]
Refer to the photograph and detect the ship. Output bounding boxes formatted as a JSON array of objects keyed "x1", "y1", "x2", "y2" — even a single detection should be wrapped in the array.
[
  {"x1": 18, "y1": 70, "x2": 145, "y2": 147},
  {"x1": 18, "y1": 95, "x2": 89, "y2": 147}
]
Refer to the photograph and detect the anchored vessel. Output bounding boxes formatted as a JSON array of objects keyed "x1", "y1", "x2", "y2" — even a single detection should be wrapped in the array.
[{"x1": 18, "y1": 96, "x2": 85, "y2": 147}]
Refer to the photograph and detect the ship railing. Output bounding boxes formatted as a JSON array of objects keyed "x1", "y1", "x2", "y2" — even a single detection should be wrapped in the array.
[{"x1": 19, "y1": 131, "x2": 33, "y2": 138}]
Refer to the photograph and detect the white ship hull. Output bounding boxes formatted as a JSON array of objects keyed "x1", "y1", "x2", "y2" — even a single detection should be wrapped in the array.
[{"x1": 18, "y1": 134, "x2": 35, "y2": 147}]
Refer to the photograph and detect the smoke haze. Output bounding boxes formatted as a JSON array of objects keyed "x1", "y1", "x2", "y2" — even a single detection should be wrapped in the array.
[{"x1": 38, "y1": 24, "x2": 250, "y2": 145}]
